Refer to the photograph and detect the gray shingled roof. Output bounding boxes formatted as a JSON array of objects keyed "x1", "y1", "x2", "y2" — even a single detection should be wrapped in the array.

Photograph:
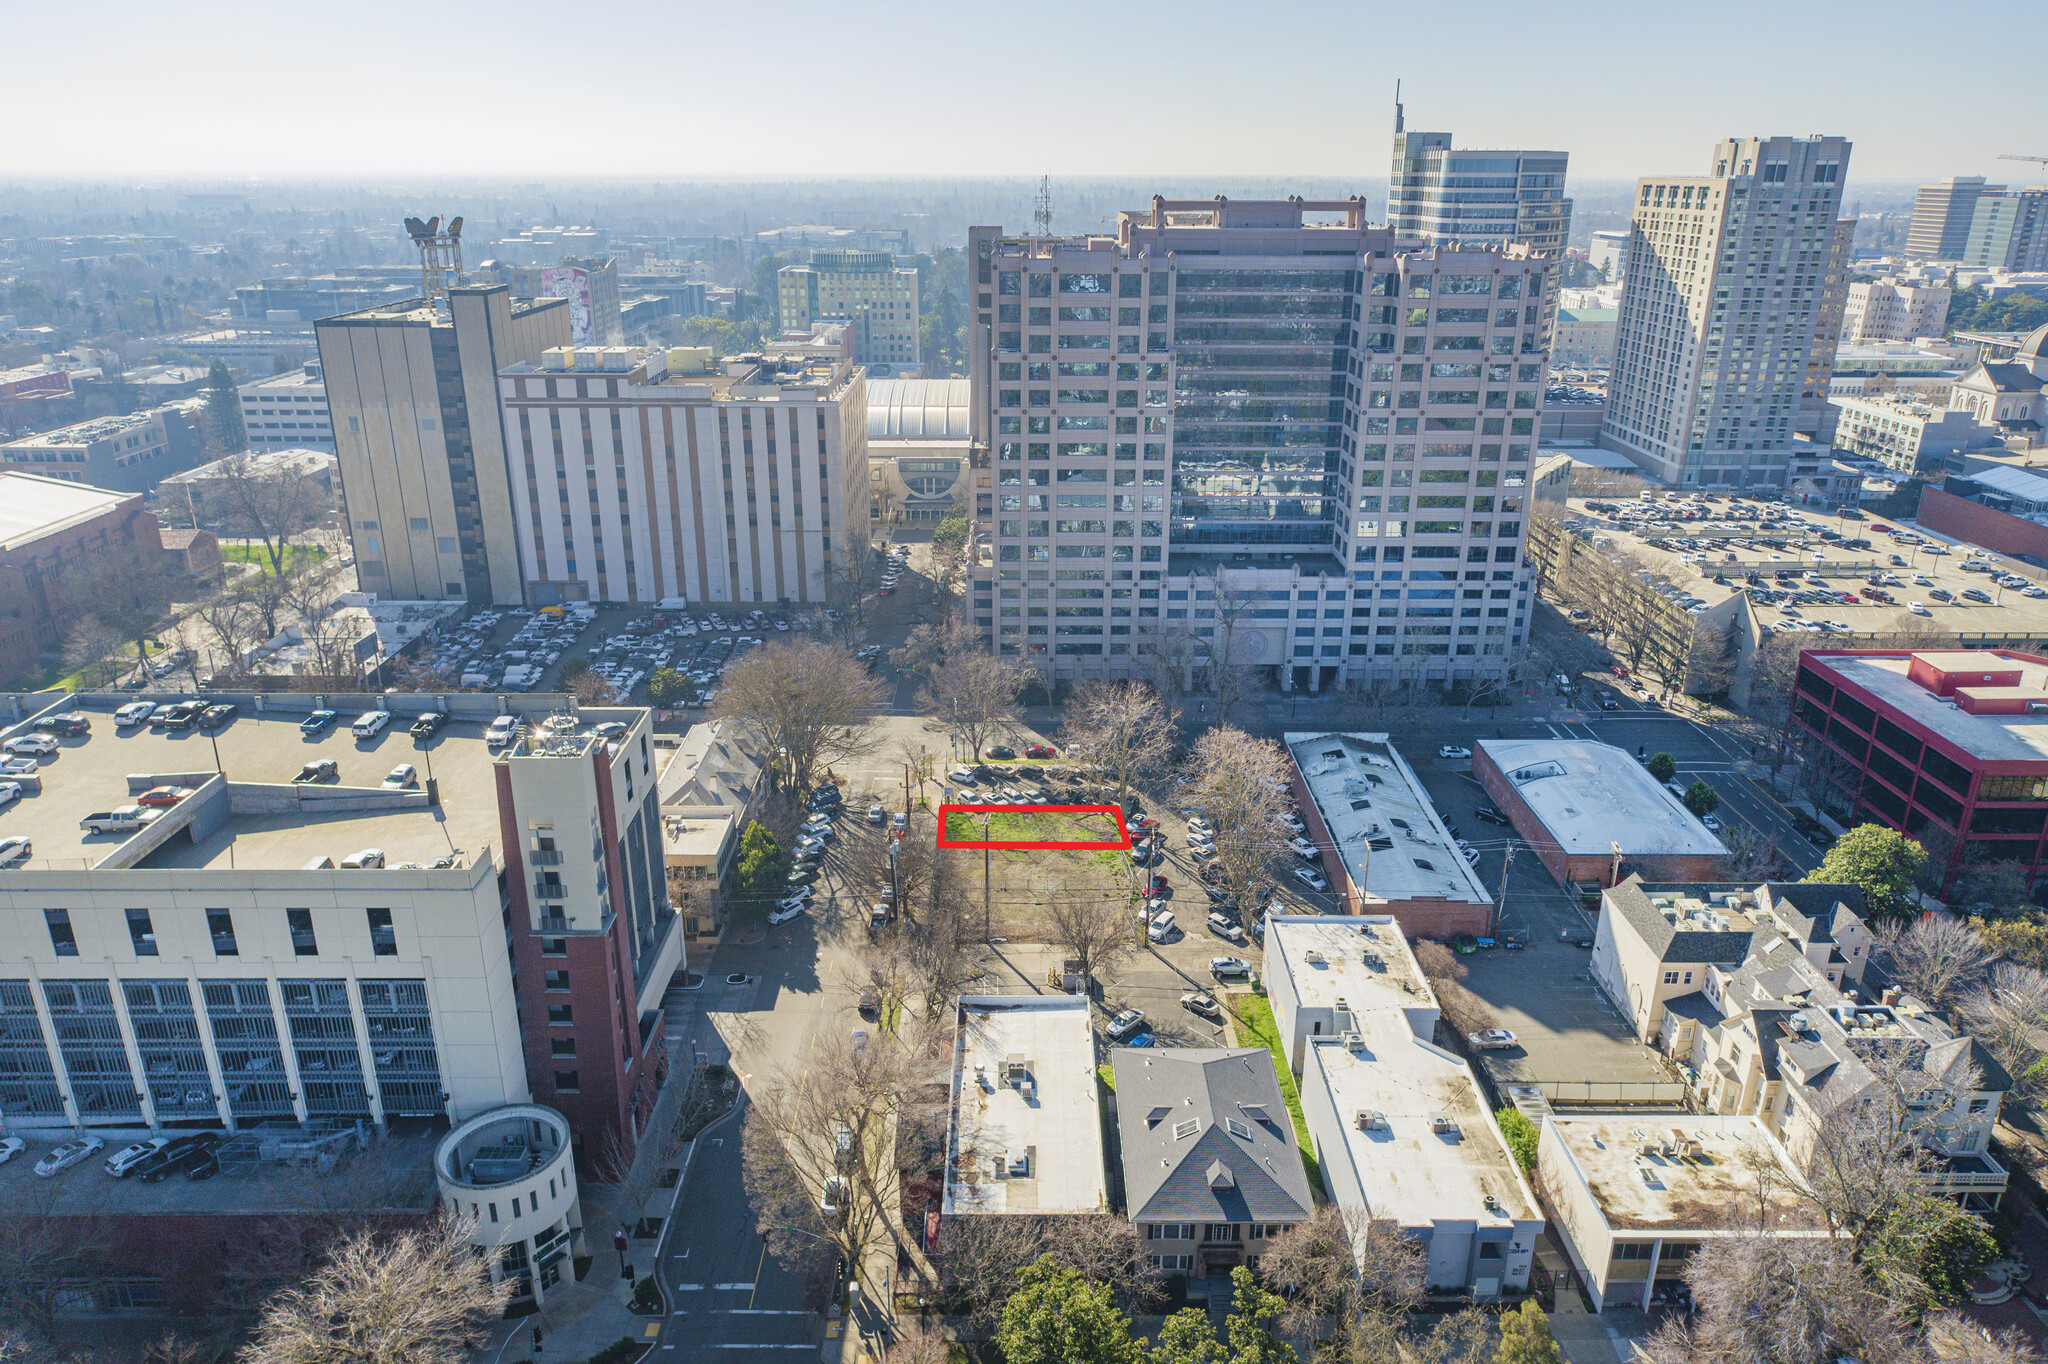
[
  {"x1": 1110, "y1": 1048, "x2": 1313, "y2": 1225},
  {"x1": 1605, "y1": 878, "x2": 1755, "y2": 965},
  {"x1": 1757, "y1": 882, "x2": 1868, "y2": 950}
]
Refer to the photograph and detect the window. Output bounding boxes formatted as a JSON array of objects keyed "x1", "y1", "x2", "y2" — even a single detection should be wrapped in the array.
[
  {"x1": 366, "y1": 908, "x2": 396, "y2": 956},
  {"x1": 555, "y1": 1070, "x2": 580, "y2": 1093},
  {"x1": 1478, "y1": 1242, "x2": 1504, "y2": 1260},
  {"x1": 125, "y1": 908, "x2": 158, "y2": 956},
  {"x1": 545, "y1": 970, "x2": 571, "y2": 992},
  {"x1": 541, "y1": 938, "x2": 568, "y2": 957},
  {"x1": 1663, "y1": 971, "x2": 1680, "y2": 985},
  {"x1": 547, "y1": 1004, "x2": 573, "y2": 1024},
  {"x1": 287, "y1": 909, "x2": 318, "y2": 956},
  {"x1": 207, "y1": 908, "x2": 238, "y2": 956},
  {"x1": 551, "y1": 1038, "x2": 576, "y2": 1057},
  {"x1": 1611, "y1": 1243, "x2": 1654, "y2": 1261},
  {"x1": 45, "y1": 908, "x2": 77, "y2": 957}
]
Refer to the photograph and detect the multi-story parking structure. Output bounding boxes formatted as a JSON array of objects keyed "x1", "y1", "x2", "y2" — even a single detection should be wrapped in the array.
[{"x1": 967, "y1": 198, "x2": 1551, "y2": 695}]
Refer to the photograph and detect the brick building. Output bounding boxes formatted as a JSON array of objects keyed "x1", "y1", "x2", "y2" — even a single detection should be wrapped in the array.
[
  {"x1": 1473, "y1": 739, "x2": 1728, "y2": 890},
  {"x1": 0, "y1": 472, "x2": 163, "y2": 686},
  {"x1": 1789, "y1": 649, "x2": 2048, "y2": 894}
]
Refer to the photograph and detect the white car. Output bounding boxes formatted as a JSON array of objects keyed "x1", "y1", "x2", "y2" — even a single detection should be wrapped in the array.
[
  {"x1": 1278, "y1": 812, "x2": 1306, "y2": 834},
  {"x1": 1294, "y1": 866, "x2": 1330, "y2": 892},
  {"x1": 947, "y1": 768, "x2": 977, "y2": 786},
  {"x1": 1468, "y1": 1028, "x2": 1519, "y2": 1051},
  {"x1": 34, "y1": 1136, "x2": 104, "y2": 1177},
  {"x1": 340, "y1": 849, "x2": 386, "y2": 870},
  {"x1": 485, "y1": 715, "x2": 519, "y2": 748},
  {"x1": 1186, "y1": 817, "x2": 1214, "y2": 836},
  {"x1": 1147, "y1": 911, "x2": 1176, "y2": 942},
  {"x1": 769, "y1": 900, "x2": 808, "y2": 924},
  {"x1": 2, "y1": 735, "x2": 57, "y2": 757},
  {"x1": 1105, "y1": 1008, "x2": 1147, "y2": 1040},
  {"x1": 1207, "y1": 912, "x2": 1245, "y2": 943},
  {"x1": 381, "y1": 764, "x2": 418, "y2": 789},
  {"x1": 1437, "y1": 746, "x2": 1472, "y2": 760},
  {"x1": 0, "y1": 836, "x2": 29, "y2": 866},
  {"x1": 351, "y1": 710, "x2": 392, "y2": 738},
  {"x1": 1287, "y1": 836, "x2": 1318, "y2": 859},
  {"x1": 1907, "y1": 602, "x2": 1931, "y2": 616},
  {"x1": 114, "y1": 701, "x2": 156, "y2": 727},
  {"x1": 782, "y1": 884, "x2": 815, "y2": 905},
  {"x1": 104, "y1": 1137, "x2": 169, "y2": 1178},
  {"x1": 0, "y1": 782, "x2": 21, "y2": 809},
  {"x1": 1703, "y1": 813, "x2": 1725, "y2": 831},
  {"x1": 0, "y1": 1136, "x2": 23, "y2": 1165}
]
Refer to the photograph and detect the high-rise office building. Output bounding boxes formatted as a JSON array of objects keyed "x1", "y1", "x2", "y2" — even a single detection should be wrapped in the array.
[
  {"x1": 1597, "y1": 136, "x2": 1852, "y2": 489},
  {"x1": 1905, "y1": 176, "x2": 2003, "y2": 260},
  {"x1": 1388, "y1": 121, "x2": 1571, "y2": 256},
  {"x1": 777, "y1": 250, "x2": 920, "y2": 370},
  {"x1": 317, "y1": 286, "x2": 570, "y2": 603},
  {"x1": 495, "y1": 345, "x2": 867, "y2": 606},
  {"x1": 967, "y1": 197, "x2": 1551, "y2": 694},
  {"x1": 1962, "y1": 188, "x2": 2048, "y2": 272},
  {"x1": 1587, "y1": 230, "x2": 1630, "y2": 286}
]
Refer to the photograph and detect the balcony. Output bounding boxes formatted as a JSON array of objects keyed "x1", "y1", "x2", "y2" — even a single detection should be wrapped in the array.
[
  {"x1": 528, "y1": 850, "x2": 564, "y2": 867},
  {"x1": 1931, "y1": 1152, "x2": 2007, "y2": 1193}
]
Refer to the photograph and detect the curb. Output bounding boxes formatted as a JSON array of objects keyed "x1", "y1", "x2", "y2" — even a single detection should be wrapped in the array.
[{"x1": 646, "y1": 1093, "x2": 747, "y2": 1324}]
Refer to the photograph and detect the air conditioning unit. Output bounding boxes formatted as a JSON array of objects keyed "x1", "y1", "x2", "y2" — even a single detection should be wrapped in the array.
[
  {"x1": 1342, "y1": 1031, "x2": 1364, "y2": 1051},
  {"x1": 1483, "y1": 1193, "x2": 1502, "y2": 1212},
  {"x1": 1355, "y1": 1109, "x2": 1386, "y2": 1131},
  {"x1": 1305, "y1": 951, "x2": 1327, "y2": 966}
]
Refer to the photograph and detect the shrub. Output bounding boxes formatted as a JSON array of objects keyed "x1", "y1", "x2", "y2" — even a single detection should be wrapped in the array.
[{"x1": 1495, "y1": 1106, "x2": 1539, "y2": 1175}]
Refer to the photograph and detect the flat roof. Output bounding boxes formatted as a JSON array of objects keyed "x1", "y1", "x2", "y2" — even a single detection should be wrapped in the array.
[
  {"x1": 0, "y1": 1122, "x2": 436, "y2": 1219},
  {"x1": 944, "y1": 995, "x2": 1106, "y2": 1215},
  {"x1": 1544, "y1": 1114, "x2": 1818, "y2": 1234},
  {"x1": 1307, "y1": 1027, "x2": 1536, "y2": 1229},
  {"x1": 1478, "y1": 739, "x2": 1726, "y2": 858},
  {"x1": 0, "y1": 411, "x2": 158, "y2": 449},
  {"x1": 1286, "y1": 733, "x2": 1490, "y2": 906},
  {"x1": 1813, "y1": 652, "x2": 2048, "y2": 762},
  {"x1": 1266, "y1": 916, "x2": 1434, "y2": 1015},
  {"x1": 0, "y1": 472, "x2": 134, "y2": 549}
]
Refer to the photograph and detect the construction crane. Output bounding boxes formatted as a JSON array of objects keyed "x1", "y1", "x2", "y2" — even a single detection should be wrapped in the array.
[{"x1": 1997, "y1": 154, "x2": 2048, "y2": 168}]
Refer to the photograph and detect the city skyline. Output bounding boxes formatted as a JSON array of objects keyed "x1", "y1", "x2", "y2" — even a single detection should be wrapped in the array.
[{"x1": 3, "y1": 0, "x2": 2041, "y2": 183}]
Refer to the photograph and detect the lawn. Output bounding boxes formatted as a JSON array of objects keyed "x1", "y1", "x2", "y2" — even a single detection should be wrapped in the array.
[
  {"x1": 1229, "y1": 991, "x2": 1327, "y2": 1205},
  {"x1": 221, "y1": 542, "x2": 329, "y2": 575},
  {"x1": 940, "y1": 807, "x2": 1124, "y2": 845}
]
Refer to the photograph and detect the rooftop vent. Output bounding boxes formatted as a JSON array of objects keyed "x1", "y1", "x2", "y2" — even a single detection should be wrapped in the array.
[
  {"x1": 1355, "y1": 1109, "x2": 1387, "y2": 1131},
  {"x1": 1171, "y1": 1118, "x2": 1199, "y2": 1141},
  {"x1": 1343, "y1": 1032, "x2": 1364, "y2": 1052},
  {"x1": 1226, "y1": 1118, "x2": 1253, "y2": 1140}
]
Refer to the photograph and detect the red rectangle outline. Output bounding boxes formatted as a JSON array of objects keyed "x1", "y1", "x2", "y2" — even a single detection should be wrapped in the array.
[{"x1": 936, "y1": 803, "x2": 1133, "y2": 851}]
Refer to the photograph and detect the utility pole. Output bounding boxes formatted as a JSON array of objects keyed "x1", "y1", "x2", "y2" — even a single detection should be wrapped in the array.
[
  {"x1": 982, "y1": 812, "x2": 992, "y2": 938},
  {"x1": 1610, "y1": 840, "x2": 1623, "y2": 886},
  {"x1": 1492, "y1": 844, "x2": 1514, "y2": 938}
]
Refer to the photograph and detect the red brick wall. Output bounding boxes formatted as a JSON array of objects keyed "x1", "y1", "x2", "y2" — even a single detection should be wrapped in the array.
[
  {"x1": 1916, "y1": 485, "x2": 2048, "y2": 563},
  {"x1": 0, "y1": 493, "x2": 158, "y2": 684}
]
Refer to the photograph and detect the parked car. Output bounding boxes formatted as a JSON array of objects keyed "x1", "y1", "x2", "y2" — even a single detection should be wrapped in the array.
[
  {"x1": 2, "y1": 734, "x2": 57, "y2": 757},
  {"x1": 33, "y1": 714, "x2": 89, "y2": 737},
  {"x1": 1475, "y1": 807, "x2": 1510, "y2": 826},
  {"x1": 891, "y1": 812, "x2": 908, "y2": 832},
  {"x1": 339, "y1": 849, "x2": 385, "y2": 870},
  {"x1": 1147, "y1": 911, "x2": 1176, "y2": 942},
  {"x1": 294, "y1": 759, "x2": 340, "y2": 784},
  {"x1": 134, "y1": 1132, "x2": 221, "y2": 1183},
  {"x1": 1702, "y1": 813, "x2": 1724, "y2": 831},
  {"x1": 1207, "y1": 912, "x2": 1245, "y2": 943},
  {"x1": 1437, "y1": 746, "x2": 1471, "y2": 759},
  {"x1": 1210, "y1": 957, "x2": 1252, "y2": 983},
  {"x1": 1468, "y1": 1028, "x2": 1519, "y2": 1051},
  {"x1": 351, "y1": 711, "x2": 392, "y2": 738},
  {"x1": 769, "y1": 900, "x2": 808, "y2": 924},
  {"x1": 867, "y1": 801, "x2": 886, "y2": 825},
  {"x1": 300, "y1": 709, "x2": 338, "y2": 735},
  {"x1": 947, "y1": 768, "x2": 977, "y2": 786},
  {"x1": 1181, "y1": 991, "x2": 1223, "y2": 1022},
  {"x1": 0, "y1": 1136, "x2": 24, "y2": 1165},
  {"x1": 984, "y1": 745, "x2": 1016, "y2": 761},
  {"x1": 114, "y1": 701, "x2": 155, "y2": 727},
  {"x1": 1105, "y1": 1008, "x2": 1147, "y2": 1040},
  {"x1": 409, "y1": 711, "x2": 448, "y2": 739},
  {"x1": 0, "y1": 836, "x2": 31, "y2": 867},
  {"x1": 200, "y1": 703, "x2": 239, "y2": 729},
  {"x1": 382, "y1": 764, "x2": 418, "y2": 789},
  {"x1": 1024, "y1": 744, "x2": 1058, "y2": 759},
  {"x1": 104, "y1": 1137, "x2": 170, "y2": 1178},
  {"x1": 485, "y1": 715, "x2": 519, "y2": 747},
  {"x1": 34, "y1": 1136, "x2": 105, "y2": 1177},
  {"x1": 1287, "y1": 836, "x2": 1319, "y2": 860},
  {"x1": 1294, "y1": 866, "x2": 1330, "y2": 892}
]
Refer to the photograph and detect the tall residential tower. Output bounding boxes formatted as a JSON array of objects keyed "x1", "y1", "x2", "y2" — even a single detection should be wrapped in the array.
[
  {"x1": 967, "y1": 197, "x2": 1551, "y2": 695},
  {"x1": 1597, "y1": 136, "x2": 1853, "y2": 489}
]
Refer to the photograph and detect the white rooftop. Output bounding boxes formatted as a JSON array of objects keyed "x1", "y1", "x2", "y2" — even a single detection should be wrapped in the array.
[
  {"x1": 1476, "y1": 739, "x2": 1726, "y2": 858},
  {"x1": 1817, "y1": 653, "x2": 2048, "y2": 762},
  {"x1": 1266, "y1": 917, "x2": 1434, "y2": 1018},
  {"x1": 943, "y1": 995, "x2": 1106, "y2": 1216},
  {"x1": 1305, "y1": 1022, "x2": 1536, "y2": 1231},
  {"x1": 0, "y1": 471, "x2": 133, "y2": 549},
  {"x1": 1286, "y1": 733, "x2": 1490, "y2": 906},
  {"x1": 1543, "y1": 1114, "x2": 1816, "y2": 1233},
  {"x1": 866, "y1": 379, "x2": 970, "y2": 440}
]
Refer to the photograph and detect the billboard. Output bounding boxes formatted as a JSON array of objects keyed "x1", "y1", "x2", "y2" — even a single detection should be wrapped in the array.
[{"x1": 540, "y1": 266, "x2": 594, "y2": 344}]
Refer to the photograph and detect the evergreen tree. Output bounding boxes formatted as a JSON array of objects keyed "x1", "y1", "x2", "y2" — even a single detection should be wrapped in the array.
[
  {"x1": 995, "y1": 1256, "x2": 1144, "y2": 1364},
  {"x1": 1494, "y1": 1301, "x2": 1564, "y2": 1364},
  {"x1": 203, "y1": 359, "x2": 246, "y2": 453},
  {"x1": 1805, "y1": 824, "x2": 1929, "y2": 920},
  {"x1": 735, "y1": 821, "x2": 786, "y2": 892},
  {"x1": 1223, "y1": 1266, "x2": 1297, "y2": 1364}
]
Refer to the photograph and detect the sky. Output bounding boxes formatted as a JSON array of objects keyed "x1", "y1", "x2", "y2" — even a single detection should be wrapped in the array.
[{"x1": 5, "y1": 0, "x2": 2040, "y2": 185}]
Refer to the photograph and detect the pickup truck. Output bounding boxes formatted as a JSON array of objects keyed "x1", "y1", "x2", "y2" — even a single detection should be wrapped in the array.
[{"x1": 79, "y1": 806, "x2": 160, "y2": 835}]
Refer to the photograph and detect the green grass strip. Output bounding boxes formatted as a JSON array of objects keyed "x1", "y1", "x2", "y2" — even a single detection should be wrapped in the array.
[{"x1": 1230, "y1": 992, "x2": 1327, "y2": 1205}]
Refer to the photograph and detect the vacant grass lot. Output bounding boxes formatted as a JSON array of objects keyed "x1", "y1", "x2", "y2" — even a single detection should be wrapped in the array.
[{"x1": 940, "y1": 807, "x2": 1124, "y2": 845}]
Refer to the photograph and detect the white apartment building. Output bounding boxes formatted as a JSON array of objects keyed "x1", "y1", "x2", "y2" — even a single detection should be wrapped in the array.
[
  {"x1": 967, "y1": 198, "x2": 1549, "y2": 695},
  {"x1": 1552, "y1": 308, "x2": 1617, "y2": 370},
  {"x1": 496, "y1": 345, "x2": 868, "y2": 606},
  {"x1": 777, "y1": 250, "x2": 920, "y2": 370},
  {"x1": 1586, "y1": 230, "x2": 1629, "y2": 285},
  {"x1": 1839, "y1": 279, "x2": 1952, "y2": 343},
  {"x1": 238, "y1": 368, "x2": 334, "y2": 451},
  {"x1": 1599, "y1": 136, "x2": 1854, "y2": 489},
  {"x1": 1828, "y1": 392, "x2": 1990, "y2": 471},
  {"x1": 0, "y1": 691, "x2": 680, "y2": 1174}
]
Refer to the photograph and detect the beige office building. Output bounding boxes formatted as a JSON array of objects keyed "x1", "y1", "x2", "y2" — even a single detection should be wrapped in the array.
[
  {"x1": 777, "y1": 251, "x2": 920, "y2": 371},
  {"x1": 317, "y1": 287, "x2": 570, "y2": 603},
  {"x1": 1906, "y1": 177, "x2": 2002, "y2": 261},
  {"x1": 495, "y1": 346, "x2": 867, "y2": 606},
  {"x1": 967, "y1": 198, "x2": 1550, "y2": 693},
  {"x1": 1839, "y1": 279, "x2": 1953, "y2": 343},
  {"x1": 1598, "y1": 136, "x2": 1853, "y2": 489}
]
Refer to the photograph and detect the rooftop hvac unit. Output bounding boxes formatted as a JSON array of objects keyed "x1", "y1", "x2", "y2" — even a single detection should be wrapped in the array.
[
  {"x1": 1305, "y1": 951, "x2": 1327, "y2": 966},
  {"x1": 1343, "y1": 1032, "x2": 1364, "y2": 1052},
  {"x1": 1483, "y1": 1193, "x2": 1502, "y2": 1212},
  {"x1": 1355, "y1": 1109, "x2": 1387, "y2": 1131},
  {"x1": 1431, "y1": 1113, "x2": 1460, "y2": 1139}
]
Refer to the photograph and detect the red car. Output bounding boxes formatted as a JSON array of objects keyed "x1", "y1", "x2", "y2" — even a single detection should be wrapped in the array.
[
  {"x1": 1145, "y1": 873, "x2": 1169, "y2": 895},
  {"x1": 1024, "y1": 744, "x2": 1058, "y2": 759},
  {"x1": 1611, "y1": 665, "x2": 1630, "y2": 679},
  {"x1": 1131, "y1": 815, "x2": 1160, "y2": 833},
  {"x1": 136, "y1": 786, "x2": 188, "y2": 809}
]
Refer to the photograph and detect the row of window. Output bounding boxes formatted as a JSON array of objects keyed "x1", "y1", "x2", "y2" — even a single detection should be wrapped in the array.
[{"x1": 43, "y1": 905, "x2": 397, "y2": 960}]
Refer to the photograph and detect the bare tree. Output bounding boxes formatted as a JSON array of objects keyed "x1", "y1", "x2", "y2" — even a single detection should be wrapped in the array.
[
  {"x1": 1633, "y1": 1235, "x2": 1914, "y2": 1364},
  {"x1": 1925, "y1": 1316, "x2": 2043, "y2": 1364},
  {"x1": 61, "y1": 542, "x2": 173, "y2": 676},
  {"x1": 1060, "y1": 680, "x2": 1177, "y2": 814},
  {"x1": 62, "y1": 615, "x2": 128, "y2": 689},
  {"x1": 1180, "y1": 727, "x2": 1292, "y2": 921},
  {"x1": 238, "y1": 567, "x2": 293, "y2": 642},
  {"x1": 1045, "y1": 892, "x2": 1138, "y2": 994},
  {"x1": 1873, "y1": 916, "x2": 1994, "y2": 1016},
  {"x1": 896, "y1": 737, "x2": 942, "y2": 811},
  {"x1": 193, "y1": 590, "x2": 259, "y2": 678},
  {"x1": 922, "y1": 629, "x2": 1032, "y2": 765},
  {"x1": 881, "y1": 1326, "x2": 952, "y2": 1364},
  {"x1": 741, "y1": 1028, "x2": 941, "y2": 1300},
  {"x1": 1258, "y1": 1205, "x2": 1425, "y2": 1346},
  {"x1": 712, "y1": 640, "x2": 886, "y2": 792},
  {"x1": 934, "y1": 1216, "x2": 1153, "y2": 1343},
  {"x1": 1143, "y1": 621, "x2": 1200, "y2": 720},
  {"x1": 1962, "y1": 961, "x2": 2048, "y2": 1112},
  {"x1": 237, "y1": 1212, "x2": 508, "y2": 1364},
  {"x1": 1720, "y1": 824, "x2": 1784, "y2": 882},
  {"x1": 558, "y1": 660, "x2": 621, "y2": 706},
  {"x1": 218, "y1": 454, "x2": 323, "y2": 577},
  {"x1": 1193, "y1": 573, "x2": 1263, "y2": 722},
  {"x1": 840, "y1": 818, "x2": 939, "y2": 929}
]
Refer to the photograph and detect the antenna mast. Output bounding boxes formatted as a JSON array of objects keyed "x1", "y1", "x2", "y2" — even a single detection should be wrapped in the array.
[
  {"x1": 1033, "y1": 174, "x2": 1054, "y2": 237},
  {"x1": 1394, "y1": 80, "x2": 1404, "y2": 133},
  {"x1": 402, "y1": 214, "x2": 466, "y2": 302}
]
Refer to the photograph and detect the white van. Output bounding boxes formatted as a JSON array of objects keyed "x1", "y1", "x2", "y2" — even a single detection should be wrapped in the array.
[
  {"x1": 351, "y1": 710, "x2": 391, "y2": 738},
  {"x1": 1147, "y1": 911, "x2": 1176, "y2": 943}
]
